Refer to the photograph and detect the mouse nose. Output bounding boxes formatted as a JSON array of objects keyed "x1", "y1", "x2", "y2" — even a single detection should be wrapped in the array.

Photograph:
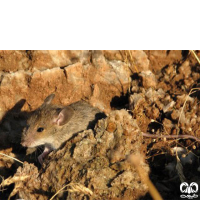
[{"x1": 21, "y1": 140, "x2": 27, "y2": 147}]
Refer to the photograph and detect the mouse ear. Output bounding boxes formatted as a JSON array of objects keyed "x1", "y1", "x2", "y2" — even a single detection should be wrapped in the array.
[
  {"x1": 44, "y1": 94, "x2": 55, "y2": 104},
  {"x1": 53, "y1": 106, "x2": 74, "y2": 126}
]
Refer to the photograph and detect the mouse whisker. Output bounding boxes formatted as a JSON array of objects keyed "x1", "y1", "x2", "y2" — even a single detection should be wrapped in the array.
[{"x1": 37, "y1": 146, "x2": 43, "y2": 154}]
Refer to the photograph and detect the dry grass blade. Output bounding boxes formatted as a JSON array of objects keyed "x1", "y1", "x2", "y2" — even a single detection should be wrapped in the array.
[
  {"x1": 178, "y1": 51, "x2": 200, "y2": 128},
  {"x1": 50, "y1": 183, "x2": 93, "y2": 200},
  {"x1": 0, "y1": 176, "x2": 6, "y2": 192},
  {"x1": 176, "y1": 88, "x2": 200, "y2": 165},
  {"x1": 120, "y1": 50, "x2": 139, "y2": 93},
  {"x1": 1, "y1": 175, "x2": 30, "y2": 200},
  {"x1": 175, "y1": 152, "x2": 186, "y2": 183},
  {"x1": 120, "y1": 50, "x2": 139, "y2": 73},
  {"x1": 3, "y1": 175, "x2": 34, "y2": 200},
  {"x1": 190, "y1": 50, "x2": 200, "y2": 65},
  {"x1": 0, "y1": 175, "x2": 29, "y2": 187},
  {"x1": 129, "y1": 154, "x2": 163, "y2": 200},
  {"x1": 68, "y1": 184, "x2": 93, "y2": 195},
  {"x1": 0, "y1": 152, "x2": 24, "y2": 165},
  {"x1": 178, "y1": 88, "x2": 200, "y2": 128}
]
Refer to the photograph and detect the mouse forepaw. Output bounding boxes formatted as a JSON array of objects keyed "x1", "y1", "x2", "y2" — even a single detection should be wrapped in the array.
[
  {"x1": 38, "y1": 147, "x2": 52, "y2": 164},
  {"x1": 38, "y1": 154, "x2": 44, "y2": 164}
]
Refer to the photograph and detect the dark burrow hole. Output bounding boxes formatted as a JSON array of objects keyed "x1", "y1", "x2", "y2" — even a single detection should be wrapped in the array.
[
  {"x1": 110, "y1": 92, "x2": 129, "y2": 110},
  {"x1": 147, "y1": 121, "x2": 163, "y2": 133},
  {"x1": 131, "y1": 73, "x2": 143, "y2": 87}
]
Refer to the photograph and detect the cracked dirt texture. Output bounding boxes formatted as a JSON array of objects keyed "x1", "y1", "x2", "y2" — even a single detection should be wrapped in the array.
[{"x1": 0, "y1": 50, "x2": 148, "y2": 119}]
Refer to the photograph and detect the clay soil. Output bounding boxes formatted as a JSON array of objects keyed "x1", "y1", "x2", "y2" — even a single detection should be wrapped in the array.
[{"x1": 1, "y1": 50, "x2": 200, "y2": 200}]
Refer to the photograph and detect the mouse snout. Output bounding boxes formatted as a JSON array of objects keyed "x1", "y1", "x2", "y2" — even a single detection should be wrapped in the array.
[
  {"x1": 21, "y1": 140, "x2": 28, "y2": 147},
  {"x1": 21, "y1": 137, "x2": 34, "y2": 147}
]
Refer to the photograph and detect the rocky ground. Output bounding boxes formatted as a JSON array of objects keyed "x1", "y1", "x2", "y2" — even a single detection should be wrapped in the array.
[{"x1": 0, "y1": 50, "x2": 200, "y2": 200}]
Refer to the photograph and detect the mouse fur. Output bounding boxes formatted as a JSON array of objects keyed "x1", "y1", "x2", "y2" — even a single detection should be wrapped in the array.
[{"x1": 21, "y1": 94, "x2": 105, "y2": 163}]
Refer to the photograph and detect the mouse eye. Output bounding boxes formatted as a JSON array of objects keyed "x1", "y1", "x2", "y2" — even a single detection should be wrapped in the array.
[{"x1": 37, "y1": 127, "x2": 44, "y2": 132}]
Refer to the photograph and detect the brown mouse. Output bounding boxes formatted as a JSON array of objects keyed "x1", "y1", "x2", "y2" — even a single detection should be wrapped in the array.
[{"x1": 21, "y1": 94, "x2": 105, "y2": 164}]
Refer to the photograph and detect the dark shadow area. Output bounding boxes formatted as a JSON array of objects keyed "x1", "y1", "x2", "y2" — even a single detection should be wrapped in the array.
[
  {"x1": 87, "y1": 112, "x2": 106, "y2": 129},
  {"x1": 110, "y1": 73, "x2": 141, "y2": 110},
  {"x1": 0, "y1": 99, "x2": 28, "y2": 150},
  {"x1": 189, "y1": 82, "x2": 200, "y2": 101},
  {"x1": 131, "y1": 73, "x2": 143, "y2": 86},
  {"x1": 2, "y1": 183, "x2": 15, "y2": 200},
  {"x1": 0, "y1": 99, "x2": 30, "y2": 199},
  {"x1": 147, "y1": 121, "x2": 163, "y2": 134},
  {"x1": 175, "y1": 79, "x2": 185, "y2": 90},
  {"x1": 191, "y1": 63, "x2": 200, "y2": 73},
  {"x1": 139, "y1": 147, "x2": 182, "y2": 200},
  {"x1": 139, "y1": 157, "x2": 200, "y2": 200},
  {"x1": 182, "y1": 50, "x2": 189, "y2": 60},
  {"x1": 110, "y1": 92, "x2": 129, "y2": 110}
]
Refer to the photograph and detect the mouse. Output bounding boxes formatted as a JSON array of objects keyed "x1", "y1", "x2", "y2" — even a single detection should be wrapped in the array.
[{"x1": 21, "y1": 94, "x2": 106, "y2": 164}]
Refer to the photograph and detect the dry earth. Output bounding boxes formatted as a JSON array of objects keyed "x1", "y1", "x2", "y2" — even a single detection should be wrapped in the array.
[{"x1": 0, "y1": 50, "x2": 200, "y2": 200}]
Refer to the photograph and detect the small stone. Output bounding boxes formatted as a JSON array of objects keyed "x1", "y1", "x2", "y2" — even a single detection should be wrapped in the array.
[
  {"x1": 107, "y1": 122, "x2": 117, "y2": 132},
  {"x1": 140, "y1": 70, "x2": 157, "y2": 88},
  {"x1": 163, "y1": 101, "x2": 176, "y2": 113},
  {"x1": 178, "y1": 61, "x2": 191, "y2": 78}
]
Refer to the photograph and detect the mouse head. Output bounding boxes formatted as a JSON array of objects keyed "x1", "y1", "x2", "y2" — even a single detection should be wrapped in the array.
[{"x1": 21, "y1": 94, "x2": 74, "y2": 148}]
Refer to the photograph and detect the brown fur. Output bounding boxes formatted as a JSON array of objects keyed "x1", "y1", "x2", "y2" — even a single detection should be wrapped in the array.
[{"x1": 21, "y1": 94, "x2": 105, "y2": 151}]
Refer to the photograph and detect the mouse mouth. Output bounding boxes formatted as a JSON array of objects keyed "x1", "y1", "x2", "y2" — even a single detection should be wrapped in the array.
[
  {"x1": 21, "y1": 138, "x2": 35, "y2": 148},
  {"x1": 21, "y1": 137, "x2": 45, "y2": 148}
]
